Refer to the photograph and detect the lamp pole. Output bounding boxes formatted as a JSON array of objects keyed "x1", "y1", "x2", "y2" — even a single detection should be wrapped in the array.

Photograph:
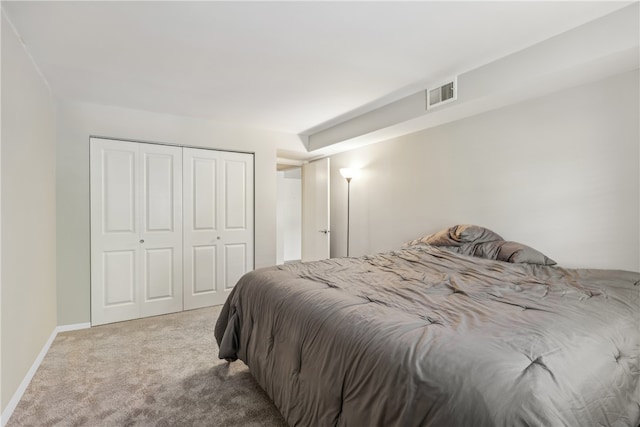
[
  {"x1": 340, "y1": 167, "x2": 358, "y2": 258},
  {"x1": 346, "y1": 177, "x2": 351, "y2": 257}
]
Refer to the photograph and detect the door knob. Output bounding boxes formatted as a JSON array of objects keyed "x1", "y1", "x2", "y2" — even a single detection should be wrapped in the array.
[
  {"x1": 318, "y1": 230, "x2": 330, "y2": 234},
  {"x1": 139, "y1": 239, "x2": 145, "y2": 243}
]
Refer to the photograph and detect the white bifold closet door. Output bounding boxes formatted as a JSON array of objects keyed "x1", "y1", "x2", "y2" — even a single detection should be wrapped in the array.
[
  {"x1": 90, "y1": 138, "x2": 183, "y2": 325},
  {"x1": 183, "y1": 148, "x2": 254, "y2": 309},
  {"x1": 91, "y1": 138, "x2": 254, "y2": 325}
]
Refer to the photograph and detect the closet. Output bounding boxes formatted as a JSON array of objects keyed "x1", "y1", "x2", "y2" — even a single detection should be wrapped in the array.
[{"x1": 90, "y1": 138, "x2": 254, "y2": 326}]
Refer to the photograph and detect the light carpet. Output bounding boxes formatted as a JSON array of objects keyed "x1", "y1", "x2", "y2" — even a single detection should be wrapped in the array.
[{"x1": 7, "y1": 306, "x2": 287, "y2": 427}]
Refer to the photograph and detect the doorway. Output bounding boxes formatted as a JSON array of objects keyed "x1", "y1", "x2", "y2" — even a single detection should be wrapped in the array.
[{"x1": 276, "y1": 166, "x2": 302, "y2": 264}]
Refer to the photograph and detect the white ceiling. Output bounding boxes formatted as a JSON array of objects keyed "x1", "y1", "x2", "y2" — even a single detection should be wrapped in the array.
[{"x1": 2, "y1": 1, "x2": 631, "y2": 135}]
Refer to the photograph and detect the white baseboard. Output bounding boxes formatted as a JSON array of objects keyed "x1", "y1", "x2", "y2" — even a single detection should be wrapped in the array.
[
  {"x1": 1, "y1": 322, "x2": 91, "y2": 426},
  {"x1": 1, "y1": 327, "x2": 56, "y2": 426},
  {"x1": 56, "y1": 322, "x2": 91, "y2": 333}
]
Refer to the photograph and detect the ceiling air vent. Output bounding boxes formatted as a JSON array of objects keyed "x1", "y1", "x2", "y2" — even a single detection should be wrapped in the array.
[{"x1": 426, "y1": 77, "x2": 457, "y2": 109}]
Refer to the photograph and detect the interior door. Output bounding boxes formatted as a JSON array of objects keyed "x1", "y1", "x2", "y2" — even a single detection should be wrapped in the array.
[
  {"x1": 183, "y1": 148, "x2": 254, "y2": 309},
  {"x1": 301, "y1": 158, "x2": 330, "y2": 262},
  {"x1": 90, "y1": 138, "x2": 183, "y2": 325}
]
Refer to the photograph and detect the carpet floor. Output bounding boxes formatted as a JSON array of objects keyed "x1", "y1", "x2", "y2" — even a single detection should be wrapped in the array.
[{"x1": 7, "y1": 307, "x2": 287, "y2": 427}]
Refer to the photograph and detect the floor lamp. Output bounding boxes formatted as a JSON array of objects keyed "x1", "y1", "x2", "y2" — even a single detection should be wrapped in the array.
[{"x1": 340, "y1": 168, "x2": 358, "y2": 257}]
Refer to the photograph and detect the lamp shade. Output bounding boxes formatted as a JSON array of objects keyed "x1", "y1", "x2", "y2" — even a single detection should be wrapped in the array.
[{"x1": 340, "y1": 168, "x2": 359, "y2": 180}]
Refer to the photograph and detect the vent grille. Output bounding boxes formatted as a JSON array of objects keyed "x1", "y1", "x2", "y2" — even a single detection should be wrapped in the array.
[{"x1": 426, "y1": 77, "x2": 457, "y2": 109}]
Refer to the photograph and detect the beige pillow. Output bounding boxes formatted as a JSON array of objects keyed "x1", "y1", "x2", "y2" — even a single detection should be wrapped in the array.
[{"x1": 495, "y1": 241, "x2": 556, "y2": 265}]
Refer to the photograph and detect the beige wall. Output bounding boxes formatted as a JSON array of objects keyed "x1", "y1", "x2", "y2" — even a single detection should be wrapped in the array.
[
  {"x1": 56, "y1": 100, "x2": 303, "y2": 326},
  {"x1": 1, "y1": 13, "x2": 57, "y2": 412},
  {"x1": 330, "y1": 69, "x2": 640, "y2": 272}
]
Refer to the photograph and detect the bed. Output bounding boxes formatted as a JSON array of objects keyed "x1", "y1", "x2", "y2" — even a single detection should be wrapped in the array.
[{"x1": 214, "y1": 225, "x2": 640, "y2": 426}]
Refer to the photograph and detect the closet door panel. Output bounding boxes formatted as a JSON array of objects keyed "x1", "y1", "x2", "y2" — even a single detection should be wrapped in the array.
[
  {"x1": 184, "y1": 149, "x2": 253, "y2": 309},
  {"x1": 91, "y1": 138, "x2": 140, "y2": 325},
  {"x1": 183, "y1": 148, "x2": 221, "y2": 309},
  {"x1": 139, "y1": 144, "x2": 183, "y2": 318},
  {"x1": 91, "y1": 139, "x2": 183, "y2": 325},
  {"x1": 220, "y1": 152, "x2": 254, "y2": 282}
]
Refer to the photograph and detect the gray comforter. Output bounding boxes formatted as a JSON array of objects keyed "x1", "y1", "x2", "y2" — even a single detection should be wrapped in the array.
[{"x1": 214, "y1": 245, "x2": 640, "y2": 426}]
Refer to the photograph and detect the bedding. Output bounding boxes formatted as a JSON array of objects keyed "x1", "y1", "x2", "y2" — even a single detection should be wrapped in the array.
[
  {"x1": 215, "y1": 244, "x2": 640, "y2": 427},
  {"x1": 407, "y1": 225, "x2": 556, "y2": 265},
  {"x1": 405, "y1": 224, "x2": 503, "y2": 247}
]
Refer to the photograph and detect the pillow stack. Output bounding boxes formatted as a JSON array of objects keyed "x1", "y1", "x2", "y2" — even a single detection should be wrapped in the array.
[{"x1": 407, "y1": 224, "x2": 556, "y2": 266}]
